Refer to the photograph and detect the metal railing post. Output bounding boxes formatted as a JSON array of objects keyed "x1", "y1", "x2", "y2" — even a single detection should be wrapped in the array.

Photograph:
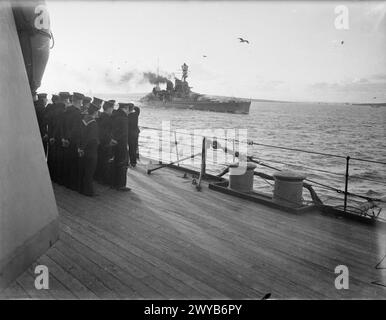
[
  {"x1": 174, "y1": 131, "x2": 180, "y2": 166},
  {"x1": 201, "y1": 136, "x2": 206, "y2": 177},
  {"x1": 194, "y1": 136, "x2": 207, "y2": 191},
  {"x1": 232, "y1": 139, "x2": 235, "y2": 162},
  {"x1": 344, "y1": 156, "x2": 350, "y2": 212},
  {"x1": 158, "y1": 134, "x2": 162, "y2": 164}
]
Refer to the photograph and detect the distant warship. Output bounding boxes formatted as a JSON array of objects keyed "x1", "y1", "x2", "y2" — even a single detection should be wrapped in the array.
[{"x1": 139, "y1": 63, "x2": 251, "y2": 114}]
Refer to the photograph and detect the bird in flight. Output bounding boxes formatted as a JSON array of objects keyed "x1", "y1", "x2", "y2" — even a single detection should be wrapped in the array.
[
  {"x1": 341, "y1": 40, "x2": 344, "y2": 45},
  {"x1": 203, "y1": 55, "x2": 207, "y2": 58},
  {"x1": 261, "y1": 293, "x2": 271, "y2": 300},
  {"x1": 238, "y1": 37, "x2": 249, "y2": 44}
]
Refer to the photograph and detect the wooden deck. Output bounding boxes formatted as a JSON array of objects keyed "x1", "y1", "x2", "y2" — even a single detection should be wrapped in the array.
[{"x1": 1, "y1": 164, "x2": 386, "y2": 299}]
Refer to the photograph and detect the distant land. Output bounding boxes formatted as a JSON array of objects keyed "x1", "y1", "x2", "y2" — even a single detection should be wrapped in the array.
[{"x1": 351, "y1": 102, "x2": 386, "y2": 107}]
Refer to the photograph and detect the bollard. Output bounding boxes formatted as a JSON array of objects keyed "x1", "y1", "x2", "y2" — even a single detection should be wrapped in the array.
[
  {"x1": 272, "y1": 171, "x2": 306, "y2": 208},
  {"x1": 228, "y1": 162, "x2": 257, "y2": 192}
]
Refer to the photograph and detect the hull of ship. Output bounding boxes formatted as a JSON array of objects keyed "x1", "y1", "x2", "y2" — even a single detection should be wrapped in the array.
[{"x1": 140, "y1": 99, "x2": 251, "y2": 114}]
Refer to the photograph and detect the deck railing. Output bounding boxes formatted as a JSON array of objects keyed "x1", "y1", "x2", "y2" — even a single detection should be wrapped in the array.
[{"x1": 138, "y1": 125, "x2": 386, "y2": 221}]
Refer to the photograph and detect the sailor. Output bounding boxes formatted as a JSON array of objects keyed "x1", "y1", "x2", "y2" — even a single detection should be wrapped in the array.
[
  {"x1": 134, "y1": 105, "x2": 141, "y2": 161},
  {"x1": 81, "y1": 96, "x2": 92, "y2": 115},
  {"x1": 45, "y1": 94, "x2": 59, "y2": 179},
  {"x1": 34, "y1": 93, "x2": 48, "y2": 154},
  {"x1": 127, "y1": 103, "x2": 140, "y2": 167},
  {"x1": 52, "y1": 92, "x2": 70, "y2": 184},
  {"x1": 92, "y1": 97, "x2": 103, "y2": 109},
  {"x1": 95, "y1": 100, "x2": 116, "y2": 184},
  {"x1": 37, "y1": 92, "x2": 48, "y2": 107},
  {"x1": 62, "y1": 92, "x2": 83, "y2": 190},
  {"x1": 78, "y1": 103, "x2": 100, "y2": 196},
  {"x1": 111, "y1": 103, "x2": 131, "y2": 191}
]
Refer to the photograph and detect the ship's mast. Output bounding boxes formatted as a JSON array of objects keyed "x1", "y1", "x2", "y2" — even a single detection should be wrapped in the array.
[{"x1": 181, "y1": 63, "x2": 188, "y2": 82}]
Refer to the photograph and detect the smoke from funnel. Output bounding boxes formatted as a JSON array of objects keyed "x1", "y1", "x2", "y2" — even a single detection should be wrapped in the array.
[
  {"x1": 141, "y1": 72, "x2": 170, "y2": 85},
  {"x1": 103, "y1": 68, "x2": 173, "y2": 89},
  {"x1": 119, "y1": 72, "x2": 135, "y2": 83}
]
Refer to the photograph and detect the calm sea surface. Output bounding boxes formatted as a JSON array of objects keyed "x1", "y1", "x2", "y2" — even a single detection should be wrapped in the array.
[{"x1": 105, "y1": 94, "x2": 386, "y2": 209}]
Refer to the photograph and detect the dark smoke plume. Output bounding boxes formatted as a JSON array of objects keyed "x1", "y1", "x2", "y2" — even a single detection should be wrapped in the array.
[
  {"x1": 141, "y1": 72, "x2": 170, "y2": 85},
  {"x1": 104, "y1": 69, "x2": 172, "y2": 88}
]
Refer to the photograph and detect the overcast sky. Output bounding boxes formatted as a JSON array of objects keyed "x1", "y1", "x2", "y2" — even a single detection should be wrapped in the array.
[{"x1": 39, "y1": 1, "x2": 386, "y2": 103}]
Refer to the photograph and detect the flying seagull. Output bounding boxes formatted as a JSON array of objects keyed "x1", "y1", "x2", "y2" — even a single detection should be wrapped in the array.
[
  {"x1": 341, "y1": 40, "x2": 344, "y2": 45},
  {"x1": 238, "y1": 37, "x2": 249, "y2": 44},
  {"x1": 261, "y1": 293, "x2": 271, "y2": 300},
  {"x1": 203, "y1": 55, "x2": 207, "y2": 58}
]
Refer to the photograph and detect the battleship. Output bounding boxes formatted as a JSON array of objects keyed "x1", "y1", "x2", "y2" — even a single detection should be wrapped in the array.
[{"x1": 139, "y1": 63, "x2": 251, "y2": 114}]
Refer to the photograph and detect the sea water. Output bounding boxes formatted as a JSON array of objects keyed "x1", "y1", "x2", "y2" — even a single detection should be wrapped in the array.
[{"x1": 104, "y1": 94, "x2": 386, "y2": 210}]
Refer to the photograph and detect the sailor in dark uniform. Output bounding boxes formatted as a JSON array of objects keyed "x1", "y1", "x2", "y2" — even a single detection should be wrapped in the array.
[
  {"x1": 52, "y1": 92, "x2": 70, "y2": 184},
  {"x1": 111, "y1": 103, "x2": 131, "y2": 191},
  {"x1": 134, "y1": 105, "x2": 141, "y2": 161},
  {"x1": 37, "y1": 93, "x2": 48, "y2": 106},
  {"x1": 46, "y1": 94, "x2": 59, "y2": 179},
  {"x1": 92, "y1": 97, "x2": 103, "y2": 109},
  {"x1": 78, "y1": 103, "x2": 100, "y2": 196},
  {"x1": 61, "y1": 92, "x2": 83, "y2": 190},
  {"x1": 95, "y1": 100, "x2": 116, "y2": 184},
  {"x1": 34, "y1": 93, "x2": 48, "y2": 154},
  {"x1": 127, "y1": 103, "x2": 140, "y2": 167},
  {"x1": 81, "y1": 96, "x2": 91, "y2": 115}
]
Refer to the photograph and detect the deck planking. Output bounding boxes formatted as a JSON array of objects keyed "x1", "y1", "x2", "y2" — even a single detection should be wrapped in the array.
[{"x1": 1, "y1": 164, "x2": 386, "y2": 299}]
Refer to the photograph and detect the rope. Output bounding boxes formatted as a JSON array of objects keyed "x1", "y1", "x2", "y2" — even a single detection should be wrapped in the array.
[
  {"x1": 140, "y1": 126, "x2": 386, "y2": 165},
  {"x1": 50, "y1": 31, "x2": 55, "y2": 49},
  {"x1": 139, "y1": 128, "x2": 386, "y2": 203},
  {"x1": 248, "y1": 156, "x2": 385, "y2": 203},
  {"x1": 253, "y1": 156, "x2": 347, "y2": 177}
]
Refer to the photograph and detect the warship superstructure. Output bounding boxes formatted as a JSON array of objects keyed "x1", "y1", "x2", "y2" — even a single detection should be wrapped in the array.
[{"x1": 140, "y1": 63, "x2": 251, "y2": 114}]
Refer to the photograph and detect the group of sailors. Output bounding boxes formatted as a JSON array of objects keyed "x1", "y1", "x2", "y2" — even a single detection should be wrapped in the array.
[{"x1": 33, "y1": 92, "x2": 140, "y2": 196}]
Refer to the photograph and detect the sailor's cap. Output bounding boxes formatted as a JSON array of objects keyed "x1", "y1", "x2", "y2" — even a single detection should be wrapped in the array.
[
  {"x1": 59, "y1": 92, "x2": 71, "y2": 99},
  {"x1": 83, "y1": 96, "x2": 92, "y2": 103},
  {"x1": 118, "y1": 102, "x2": 130, "y2": 109},
  {"x1": 103, "y1": 100, "x2": 115, "y2": 110},
  {"x1": 72, "y1": 92, "x2": 84, "y2": 101},
  {"x1": 87, "y1": 103, "x2": 100, "y2": 114},
  {"x1": 51, "y1": 94, "x2": 59, "y2": 101},
  {"x1": 37, "y1": 93, "x2": 47, "y2": 98},
  {"x1": 92, "y1": 97, "x2": 103, "y2": 106}
]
